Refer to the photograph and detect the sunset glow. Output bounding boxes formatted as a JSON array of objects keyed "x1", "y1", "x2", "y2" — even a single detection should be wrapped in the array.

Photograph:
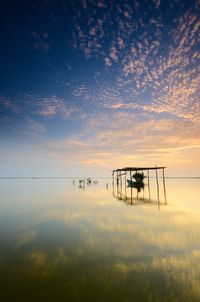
[{"x1": 1, "y1": 0, "x2": 200, "y2": 176}]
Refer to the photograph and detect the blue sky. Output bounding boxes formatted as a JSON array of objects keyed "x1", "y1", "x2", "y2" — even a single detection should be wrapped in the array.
[{"x1": 0, "y1": 0, "x2": 200, "y2": 176}]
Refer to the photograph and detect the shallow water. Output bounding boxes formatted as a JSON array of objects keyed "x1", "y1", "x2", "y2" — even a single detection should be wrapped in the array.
[{"x1": 0, "y1": 178, "x2": 200, "y2": 302}]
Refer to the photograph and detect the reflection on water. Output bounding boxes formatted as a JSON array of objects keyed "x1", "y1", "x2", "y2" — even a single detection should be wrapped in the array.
[
  {"x1": 112, "y1": 174, "x2": 167, "y2": 209},
  {"x1": 0, "y1": 178, "x2": 200, "y2": 301}
]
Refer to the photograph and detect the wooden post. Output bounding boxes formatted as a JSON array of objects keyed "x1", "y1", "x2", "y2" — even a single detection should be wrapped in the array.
[
  {"x1": 147, "y1": 169, "x2": 151, "y2": 201},
  {"x1": 116, "y1": 171, "x2": 118, "y2": 199},
  {"x1": 125, "y1": 172, "x2": 127, "y2": 200},
  {"x1": 112, "y1": 172, "x2": 114, "y2": 194},
  {"x1": 155, "y1": 167, "x2": 160, "y2": 203},
  {"x1": 162, "y1": 168, "x2": 167, "y2": 205},
  {"x1": 130, "y1": 170, "x2": 133, "y2": 204}
]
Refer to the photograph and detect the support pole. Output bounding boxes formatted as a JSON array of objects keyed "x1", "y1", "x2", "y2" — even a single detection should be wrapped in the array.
[
  {"x1": 116, "y1": 171, "x2": 119, "y2": 199},
  {"x1": 155, "y1": 167, "x2": 160, "y2": 203},
  {"x1": 112, "y1": 172, "x2": 114, "y2": 195},
  {"x1": 130, "y1": 170, "x2": 133, "y2": 204},
  {"x1": 120, "y1": 173, "x2": 122, "y2": 194},
  {"x1": 125, "y1": 172, "x2": 127, "y2": 200},
  {"x1": 147, "y1": 169, "x2": 151, "y2": 201},
  {"x1": 162, "y1": 168, "x2": 167, "y2": 205}
]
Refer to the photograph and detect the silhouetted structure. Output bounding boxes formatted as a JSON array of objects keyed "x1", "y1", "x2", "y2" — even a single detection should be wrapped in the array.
[{"x1": 112, "y1": 166, "x2": 167, "y2": 205}]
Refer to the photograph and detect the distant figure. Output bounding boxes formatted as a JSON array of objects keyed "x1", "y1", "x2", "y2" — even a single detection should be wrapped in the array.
[
  {"x1": 73, "y1": 179, "x2": 75, "y2": 185},
  {"x1": 106, "y1": 182, "x2": 109, "y2": 190}
]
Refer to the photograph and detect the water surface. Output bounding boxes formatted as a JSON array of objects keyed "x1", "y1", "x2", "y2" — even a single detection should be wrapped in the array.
[{"x1": 0, "y1": 178, "x2": 200, "y2": 301}]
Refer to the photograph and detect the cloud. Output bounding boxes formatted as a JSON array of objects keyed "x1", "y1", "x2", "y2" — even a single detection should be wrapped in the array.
[
  {"x1": 153, "y1": 0, "x2": 161, "y2": 9},
  {"x1": 32, "y1": 30, "x2": 50, "y2": 52},
  {"x1": 26, "y1": 117, "x2": 45, "y2": 133},
  {"x1": 34, "y1": 41, "x2": 50, "y2": 52},
  {"x1": 105, "y1": 57, "x2": 112, "y2": 66},
  {"x1": 2, "y1": 1, "x2": 200, "y2": 175},
  {"x1": 40, "y1": 108, "x2": 200, "y2": 172},
  {"x1": 0, "y1": 96, "x2": 22, "y2": 114},
  {"x1": 97, "y1": 1, "x2": 107, "y2": 8},
  {"x1": 37, "y1": 96, "x2": 77, "y2": 119},
  {"x1": 117, "y1": 36, "x2": 125, "y2": 49},
  {"x1": 109, "y1": 46, "x2": 118, "y2": 62}
]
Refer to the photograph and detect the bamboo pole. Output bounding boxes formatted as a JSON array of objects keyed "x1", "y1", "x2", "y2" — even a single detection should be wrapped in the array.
[
  {"x1": 120, "y1": 172, "x2": 122, "y2": 193},
  {"x1": 130, "y1": 170, "x2": 133, "y2": 204},
  {"x1": 112, "y1": 171, "x2": 114, "y2": 195},
  {"x1": 162, "y1": 168, "x2": 167, "y2": 205},
  {"x1": 155, "y1": 167, "x2": 160, "y2": 203},
  {"x1": 147, "y1": 169, "x2": 151, "y2": 201},
  {"x1": 125, "y1": 172, "x2": 127, "y2": 200}
]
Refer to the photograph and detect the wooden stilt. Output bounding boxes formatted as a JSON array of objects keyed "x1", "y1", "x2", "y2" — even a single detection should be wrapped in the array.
[
  {"x1": 162, "y1": 168, "x2": 167, "y2": 205},
  {"x1": 112, "y1": 171, "x2": 114, "y2": 196},
  {"x1": 125, "y1": 172, "x2": 127, "y2": 200},
  {"x1": 147, "y1": 169, "x2": 151, "y2": 201},
  {"x1": 155, "y1": 167, "x2": 160, "y2": 203},
  {"x1": 130, "y1": 171, "x2": 133, "y2": 204},
  {"x1": 119, "y1": 174, "x2": 122, "y2": 200}
]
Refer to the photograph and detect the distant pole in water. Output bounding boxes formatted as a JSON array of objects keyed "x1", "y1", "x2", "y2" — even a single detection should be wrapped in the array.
[
  {"x1": 162, "y1": 168, "x2": 167, "y2": 204},
  {"x1": 155, "y1": 166, "x2": 160, "y2": 203}
]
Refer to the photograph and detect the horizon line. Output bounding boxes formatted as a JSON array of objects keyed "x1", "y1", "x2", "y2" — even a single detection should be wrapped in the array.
[{"x1": 0, "y1": 176, "x2": 200, "y2": 180}]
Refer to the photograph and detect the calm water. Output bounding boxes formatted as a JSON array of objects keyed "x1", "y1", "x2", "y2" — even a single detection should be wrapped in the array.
[{"x1": 0, "y1": 178, "x2": 200, "y2": 302}]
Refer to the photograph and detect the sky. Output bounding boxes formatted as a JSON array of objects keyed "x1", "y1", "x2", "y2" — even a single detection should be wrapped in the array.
[{"x1": 0, "y1": 0, "x2": 200, "y2": 177}]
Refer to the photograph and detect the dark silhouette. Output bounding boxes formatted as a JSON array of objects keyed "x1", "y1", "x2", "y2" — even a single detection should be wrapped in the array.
[{"x1": 127, "y1": 172, "x2": 145, "y2": 193}]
